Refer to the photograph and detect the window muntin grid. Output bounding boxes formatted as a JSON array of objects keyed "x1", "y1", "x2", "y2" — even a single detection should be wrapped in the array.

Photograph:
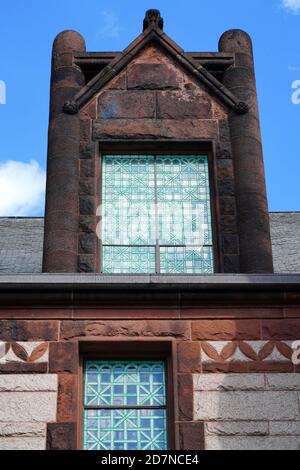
[
  {"x1": 102, "y1": 155, "x2": 213, "y2": 274},
  {"x1": 83, "y1": 361, "x2": 168, "y2": 451}
]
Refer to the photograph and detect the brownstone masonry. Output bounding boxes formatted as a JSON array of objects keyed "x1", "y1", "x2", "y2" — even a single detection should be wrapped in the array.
[
  {"x1": 1, "y1": 10, "x2": 298, "y2": 452},
  {"x1": 43, "y1": 10, "x2": 273, "y2": 275}
]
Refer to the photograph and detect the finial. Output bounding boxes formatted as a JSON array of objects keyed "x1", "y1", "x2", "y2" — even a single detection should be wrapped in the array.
[{"x1": 143, "y1": 9, "x2": 164, "y2": 31}]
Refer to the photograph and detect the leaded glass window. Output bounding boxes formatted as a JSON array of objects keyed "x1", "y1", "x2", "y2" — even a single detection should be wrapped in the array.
[
  {"x1": 83, "y1": 360, "x2": 168, "y2": 451},
  {"x1": 101, "y1": 155, "x2": 213, "y2": 274}
]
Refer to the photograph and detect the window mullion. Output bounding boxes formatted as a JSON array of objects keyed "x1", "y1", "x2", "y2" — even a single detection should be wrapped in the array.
[{"x1": 154, "y1": 156, "x2": 160, "y2": 274}]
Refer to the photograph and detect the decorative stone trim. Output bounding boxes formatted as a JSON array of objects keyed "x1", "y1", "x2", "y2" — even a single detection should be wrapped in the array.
[
  {"x1": 0, "y1": 342, "x2": 49, "y2": 364},
  {"x1": 200, "y1": 341, "x2": 294, "y2": 364}
]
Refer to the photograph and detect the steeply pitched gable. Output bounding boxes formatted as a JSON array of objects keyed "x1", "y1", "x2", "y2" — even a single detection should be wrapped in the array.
[{"x1": 68, "y1": 21, "x2": 248, "y2": 115}]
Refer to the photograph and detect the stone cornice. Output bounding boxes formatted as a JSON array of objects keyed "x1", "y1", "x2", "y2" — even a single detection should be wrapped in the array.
[{"x1": 0, "y1": 274, "x2": 299, "y2": 312}]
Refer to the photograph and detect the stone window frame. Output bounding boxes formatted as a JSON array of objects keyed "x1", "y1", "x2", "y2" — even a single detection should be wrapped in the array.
[
  {"x1": 77, "y1": 339, "x2": 179, "y2": 450},
  {"x1": 95, "y1": 141, "x2": 222, "y2": 274}
]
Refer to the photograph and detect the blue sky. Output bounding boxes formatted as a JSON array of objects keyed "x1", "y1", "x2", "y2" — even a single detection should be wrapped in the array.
[{"x1": 0, "y1": 0, "x2": 299, "y2": 215}]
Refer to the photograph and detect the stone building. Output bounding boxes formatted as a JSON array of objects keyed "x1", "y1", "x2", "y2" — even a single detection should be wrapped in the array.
[{"x1": 0, "y1": 10, "x2": 300, "y2": 451}]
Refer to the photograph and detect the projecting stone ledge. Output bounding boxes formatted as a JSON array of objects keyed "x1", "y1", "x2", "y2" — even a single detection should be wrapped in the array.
[{"x1": 92, "y1": 119, "x2": 218, "y2": 141}]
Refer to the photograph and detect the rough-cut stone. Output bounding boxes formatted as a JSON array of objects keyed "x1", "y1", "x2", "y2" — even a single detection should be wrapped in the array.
[
  {"x1": 205, "y1": 436, "x2": 300, "y2": 451},
  {"x1": 47, "y1": 423, "x2": 76, "y2": 450},
  {"x1": 78, "y1": 255, "x2": 95, "y2": 273},
  {"x1": 49, "y1": 342, "x2": 78, "y2": 374},
  {"x1": 106, "y1": 72, "x2": 126, "y2": 90},
  {"x1": 180, "y1": 422, "x2": 205, "y2": 450},
  {"x1": 0, "y1": 375, "x2": 57, "y2": 392},
  {"x1": 194, "y1": 374, "x2": 265, "y2": 392},
  {"x1": 220, "y1": 197, "x2": 237, "y2": 215},
  {"x1": 217, "y1": 159, "x2": 234, "y2": 179},
  {"x1": 0, "y1": 363, "x2": 48, "y2": 374},
  {"x1": 194, "y1": 391, "x2": 299, "y2": 421},
  {"x1": 93, "y1": 119, "x2": 218, "y2": 141},
  {"x1": 157, "y1": 91, "x2": 212, "y2": 119},
  {"x1": 262, "y1": 320, "x2": 300, "y2": 340},
  {"x1": 266, "y1": 374, "x2": 300, "y2": 391},
  {"x1": 98, "y1": 91, "x2": 155, "y2": 119},
  {"x1": 192, "y1": 320, "x2": 261, "y2": 341},
  {"x1": 79, "y1": 216, "x2": 96, "y2": 234},
  {"x1": 0, "y1": 422, "x2": 46, "y2": 437},
  {"x1": 61, "y1": 320, "x2": 191, "y2": 340},
  {"x1": 177, "y1": 342, "x2": 201, "y2": 373},
  {"x1": 0, "y1": 393, "x2": 57, "y2": 422},
  {"x1": 128, "y1": 63, "x2": 180, "y2": 90},
  {"x1": 178, "y1": 374, "x2": 193, "y2": 421},
  {"x1": 79, "y1": 196, "x2": 96, "y2": 216},
  {"x1": 0, "y1": 437, "x2": 46, "y2": 450},
  {"x1": 80, "y1": 160, "x2": 95, "y2": 178},
  {"x1": 222, "y1": 235, "x2": 239, "y2": 255},
  {"x1": 0, "y1": 320, "x2": 59, "y2": 341},
  {"x1": 217, "y1": 177, "x2": 235, "y2": 196},
  {"x1": 79, "y1": 179, "x2": 95, "y2": 196},
  {"x1": 57, "y1": 374, "x2": 78, "y2": 422},
  {"x1": 205, "y1": 421, "x2": 269, "y2": 436},
  {"x1": 270, "y1": 421, "x2": 300, "y2": 436},
  {"x1": 79, "y1": 232, "x2": 97, "y2": 254},
  {"x1": 270, "y1": 212, "x2": 300, "y2": 273}
]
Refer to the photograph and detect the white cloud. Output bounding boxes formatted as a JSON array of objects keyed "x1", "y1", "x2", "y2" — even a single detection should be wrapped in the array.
[
  {"x1": 0, "y1": 160, "x2": 46, "y2": 216},
  {"x1": 281, "y1": 0, "x2": 300, "y2": 14},
  {"x1": 98, "y1": 11, "x2": 121, "y2": 39}
]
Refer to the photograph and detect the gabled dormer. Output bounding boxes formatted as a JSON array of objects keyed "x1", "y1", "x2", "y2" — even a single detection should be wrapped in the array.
[{"x1": 43, "y1": 10, "x2": 273, "y2": 274}]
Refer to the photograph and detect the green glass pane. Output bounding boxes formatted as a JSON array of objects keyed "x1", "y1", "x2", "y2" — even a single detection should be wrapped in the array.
[
  {"x1": 102, "y1": 246, "x2": 155, "y2": 273},
  {"x1": 84, "y1": 361, "x2": 166, "y2": 407},
  {"x1": 101, "y1": 155, "x2": 214, "y2": 274},
  {"x1": 102, "y1": 156, "x2": 156, "y2": 245},
  {"x1": 156, "y1": 156, "x2": 212, "y2": 246},
  {"x1": 84, "y1": 409, "x2": 167, "y2": 451},
  {"x1": 160, "y1": 246, "x2": 214, "y2": 274}
]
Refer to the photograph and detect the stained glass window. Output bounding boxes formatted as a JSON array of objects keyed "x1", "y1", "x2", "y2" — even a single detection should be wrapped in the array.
[
  {"x1": 102, "y1": 155, "x2": 213, "y2": 274},
  {"x1": 83, "y1": 361, "x2": 168, "y2": 451}
]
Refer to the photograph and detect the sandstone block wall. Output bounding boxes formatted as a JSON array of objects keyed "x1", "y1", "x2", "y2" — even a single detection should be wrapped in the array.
[
  {"x1": 0, "y1": 315, "x2": 299, "y2": 450},
  {"x1": 194, "y1": 374, "x2": 300, "y2": 450},
  {"x1": 0, "y1": 374, "x2": 57, "y2": 450}
]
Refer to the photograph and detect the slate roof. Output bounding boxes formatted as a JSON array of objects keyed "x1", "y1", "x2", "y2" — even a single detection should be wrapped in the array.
[
  {"x1": 0, "y1": 218, "x2": 44, "y2": 274},
  {"x1": 0, "y1": 213, "x2": 299, "y2": 274},
  {"x1": 270, "y1": 212, "x2": 300, "y2": 273}
]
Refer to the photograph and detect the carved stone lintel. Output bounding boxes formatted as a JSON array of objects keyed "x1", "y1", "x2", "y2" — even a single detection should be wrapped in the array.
[
  {"x1": 143, "y1": 9, "x2": 164, "y2": 32},
  {"x1": 63, "y1": 101, "x2": 79, "y2": 115},
  {"x1": 235, "y1": 101, "x2": 249, "y2": 115}
]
